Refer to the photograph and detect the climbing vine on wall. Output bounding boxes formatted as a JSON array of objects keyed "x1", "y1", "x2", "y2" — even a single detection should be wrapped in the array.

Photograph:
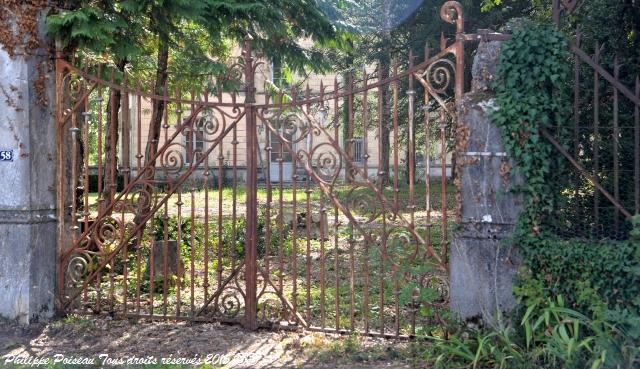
[
  {"x1": 490, "y1": 21, "x2": 572, "y2": 234},
  {"x1": 0, "y1": 0, "x2": 51, "y2": 107},
  {"x1": 491, "y1": 21, "x2": 640, "y2": 325},
  {"x1": 0, "y1": 0, "x2": 48, "y2": 58}
]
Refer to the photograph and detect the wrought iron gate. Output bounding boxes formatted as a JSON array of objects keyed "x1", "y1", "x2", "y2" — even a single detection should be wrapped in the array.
[{"x1": 56, "y1": 1, "x2": 482, "y2": 337}]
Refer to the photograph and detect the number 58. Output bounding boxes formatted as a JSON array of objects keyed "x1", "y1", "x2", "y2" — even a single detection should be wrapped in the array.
[{"x1": 0, "y1": 150, "x2": 13, "y2": 161}]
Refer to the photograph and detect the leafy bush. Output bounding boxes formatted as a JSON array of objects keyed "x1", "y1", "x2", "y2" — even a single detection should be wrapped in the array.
[
  {"x1": 426, "y1": 296, "x2": 638, "y2": 369},
  {"x1": 151, "y1": 212, "x2": 290, "y2": 260}
]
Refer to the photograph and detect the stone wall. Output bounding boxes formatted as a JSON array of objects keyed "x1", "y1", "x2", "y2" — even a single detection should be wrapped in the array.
[
  {"x1": 450, "y1": 41, "x2": 523, "y2": 327},
  {"x1": 0, "y1": 9, "x2": 57, "y2": 324}
]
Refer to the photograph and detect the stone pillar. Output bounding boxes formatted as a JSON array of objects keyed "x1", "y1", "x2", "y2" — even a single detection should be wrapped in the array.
[
  {"x1": 450, "y1": 41, "x2": 523, "y2": 326},
  {"x1": 0, "y1": 9, "x2": 57, "y2": 324}
]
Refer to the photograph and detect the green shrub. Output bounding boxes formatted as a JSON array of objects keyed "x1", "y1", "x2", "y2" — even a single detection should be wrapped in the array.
[
  {"x1": 151, "y1": 212, "x2": 290, "y2": 260},
  {"x1": 425, "y1": 296, "x2": 639, "y2": 369}
]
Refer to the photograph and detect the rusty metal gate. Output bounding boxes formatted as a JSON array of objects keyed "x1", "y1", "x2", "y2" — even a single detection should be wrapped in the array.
[{"x1": 55, "y1": 1, "x2": 490, "y2": 337}]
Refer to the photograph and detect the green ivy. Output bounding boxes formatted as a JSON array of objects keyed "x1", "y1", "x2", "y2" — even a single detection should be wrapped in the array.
[
  {"x1": 490, "y1": 21, "x2": 572, "y2": 232},
  {"x1": 488, "y1": 20, "x2": 640, "y2": 366},
  {"x1": 423, "y1": 18, "x2": 640, "y2": 369}
]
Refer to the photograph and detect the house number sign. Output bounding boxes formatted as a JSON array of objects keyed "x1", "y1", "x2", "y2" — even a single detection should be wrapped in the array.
[{"x1": 0, "y1": 149, "x2": 14, "y2": 162}]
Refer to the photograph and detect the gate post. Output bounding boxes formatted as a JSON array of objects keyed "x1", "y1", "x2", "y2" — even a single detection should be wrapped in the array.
[
  {"x1": 243, "y1": 35, "x2": 259, "y2": 330},
  {"x1": 0, "y1": 7, "x2": 57, "y2": 324},
  {"x1": 451, "y1": 40, "x2": 522, "y2": 327}
]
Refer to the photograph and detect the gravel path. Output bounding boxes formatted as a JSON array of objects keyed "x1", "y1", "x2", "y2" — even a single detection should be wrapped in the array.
[{"x1": 0, "y1": 317, "x2": 424, "y2": 368}]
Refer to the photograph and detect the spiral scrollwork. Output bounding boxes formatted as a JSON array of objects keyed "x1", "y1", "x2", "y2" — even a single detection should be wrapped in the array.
[
  {"x1": 309, "y1": 143, "x2": 342, "y2": 184},
  {"x1": 440, "y1": 1, "x2": 464, "y2": 34},
  {"x1": 159, "y1": 143, "x2": 187, "y2": 176},
  {"x1": 271, "y1": 111, "x2": 312, "y2": 145},
  {"x1": 345, "y1": 185, "x2": 383, "y2": 224},
  {"x1": 193, "y1": 108, "x2": 225, "y2": 142},
  {"x1": 383, "y1": 227, "x2": 420, "y2": 268},
  {"x1": 223, "y1": 63, "x2": 244, "y2": 88},
  {"x1": 130, "y1": 187, "x2": 152, "y2": 215},
  {"x1": 218, "y1": 292, "x2": 243, "y2": 318},
  {"x1": 66, "y1": 74, "x2": 84, "y2": 103},
  {"x1": 258, "y1": 297, "x2": 283, "y2": 323},
  {"x1": 61, "y1": 73, "x2": 85, "y2": 116},
  {"x1": 421, "y1": 58, "x2": 456, "y2": 95},
  {"x1": 65, "y1": 252, "x2": 91, "y2": 288},
  {"x1": 421, "y1": 274, "x2": 449, "y2": 307},
  {"x1": 93, "y1": 216, "x2": 124, "y2": 252}
]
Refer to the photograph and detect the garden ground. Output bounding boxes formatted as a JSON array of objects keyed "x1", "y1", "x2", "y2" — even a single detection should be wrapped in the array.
[{"x1": 0, "y1": 317, "x2": 425, "y2": 368}]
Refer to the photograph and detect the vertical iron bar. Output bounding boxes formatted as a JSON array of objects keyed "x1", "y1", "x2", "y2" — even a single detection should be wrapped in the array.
[
  {"x1": 392, "y1": 62, "x2": 400, "y2": 336},
  {"x1": 190, "y1": 184, "x2": 196, "y2": 316},
  {"x1": 55, "y1": 52, "x2": 66, "y2": 306},
  {"x1": 135, "y1": 82, "x2": 142, "y2": 314},
  {"x1": 361, "y1": 69, "x2": 370, "y2": 334},
  {"x1": 189, "y1": 91, "x2": 196, "y2": 317},
  {"x1": 70, "y1": 106, "x2": 79, "y2": 249},
  {"x1": 214, "y1": 91, "x2": 222, "y2": 310},
  {"x1": 81, "y1": 82, "x2": 90, "y2": 305},
  {"x1": 123, "y1": 70, "x2": 131, "y2": 188},
  {"x1": 319, "y1": 185, "x2": 326, "y2": 331},
  {"x1": 573, "y1": 30, "x2": 581, "y2": 226},
  {"x1": 333, "y1": 77, "x2": 341, "y2": 331},
  {"x1": 292, "y1": 107, "x2": 299, "y2": 322},
  {"x1": 161, "y1": 81, "x2": 170, "y2": 317},
  {"x1": 121, "y1": 70, "x2": 130, "y2": 314},
  {"x1": 362, "y1": 67, "x2": 369, "y2": 178},
  {"x1": 408, "y1": 52, "x2": 416, "y2": 228},
  {"x1": 393, "y1": 64, "x2": 400, "y2": 211},
  {"x1": 613, "y1": 58, "x2": 620, "y2": 233},
  {"x1": 232, "y1": 89, "x2": 239, "y2": 275},
  {"x1": 635, "y1": 76, "x2": 639, "y2": 214},
  {"x1": 348, "y1": 72, "x2": 355, "y2": 332},
  {"x1": 264, "y1": 92, "x2": 273, "y2": 286},
  {"x1": 278, "y1": 85, "x2": 286, "y2": 294},
  {"x1": 573, "y1": 30, "x2": 581, "y2": 159},
  {"x1": 243, "y1": 36, "x2": 259, "y2": 330},
  {"x1": 305, "y1": 128, "x2": 312, "y2": 323},
  {"x1": 148, "y1": 197, "x2": 156, "y2": 316},
  {"x1": 593, "y1": 44, "x2": 601, "y2": 227},
  {"x1": 95, "y1": 68, "x2": 103, "y2": 312},
  {"x1": 362, "y1": 75, "x2": 370, "y2": 334},
  {"x1": 107, "y1": 69, "x2": 116, "y2": 313},
  {"x1": 348, "y1": 72, "x2": 354, "y2": 182},
  {"x1": 440, "y1": 109, "x2": 448, "y2": 263},
  {"x1": 175, "y1": 87, "x2": 183, "y2": 317},
  {"x1": 377, "y1": 64, "x2": 387, "y2": 335},
  {"x1": 424, "y1": 44, "x2": 433, "y2": 259}
]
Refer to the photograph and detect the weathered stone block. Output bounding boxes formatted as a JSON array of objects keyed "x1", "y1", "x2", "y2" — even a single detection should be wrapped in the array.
[
  {"x1": 145, "y1": 240, "x2": 185, "y2": 280},
  {"x1": 471, "y1": 41, "x2": 502, "y2": 93},
  {"x1": 0, "y1": 11, "x2": 57, "y2": 324},
  {"x1": 450, "y1": 39, "x2": 523, "y2": 326}
]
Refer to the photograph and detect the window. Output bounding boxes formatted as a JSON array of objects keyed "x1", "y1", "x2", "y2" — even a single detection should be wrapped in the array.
[
  {"x1": 185, "y1": 122, "x2": 205, "y2": 164},
  {"x1": 352, "y1": 137, "x2": 364, "y2": 164},
  {"x1": 272, "y1": 57, "x2": 290, "y2": 89}
]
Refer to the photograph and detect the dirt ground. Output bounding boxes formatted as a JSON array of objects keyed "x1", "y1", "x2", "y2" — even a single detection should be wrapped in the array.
[{"x1": 0, "y1": 317, "x2": 426, "y2": 368}]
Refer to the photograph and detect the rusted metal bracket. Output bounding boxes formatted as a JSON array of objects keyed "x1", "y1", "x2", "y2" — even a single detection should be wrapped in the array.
[
  {"x1": 461, "y1": 151, "x2": 508, "y2": 157},
  {"x1": 463, "y1": 29, "x2": 512, "y2": 42}
]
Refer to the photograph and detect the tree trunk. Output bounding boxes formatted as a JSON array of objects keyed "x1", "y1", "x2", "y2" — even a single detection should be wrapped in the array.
[
  {"x1": 342, "y1": 43, "x2": 354, "y2": 183},
  {"x1": 450, "y1": 150, "x2": 456, "y2": 182},
  {"x1": 144, "y1": 36, "x2": 170, "y2": 168},
  {"x1": 378, "y1": 0, "x2": 393, "y2": 187},
  {"x1": 102, "y1": 59, "x2": 126, "y2": 213},
  {"x1": 378, "y1": 57, "x2": 391, "y2": 186},
  {"x1": 344, "y1": 71, "x2": 354, "y2": 183},
  {"x1": 134, "y1": 35, "x2": 169, "y2": 227}
]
